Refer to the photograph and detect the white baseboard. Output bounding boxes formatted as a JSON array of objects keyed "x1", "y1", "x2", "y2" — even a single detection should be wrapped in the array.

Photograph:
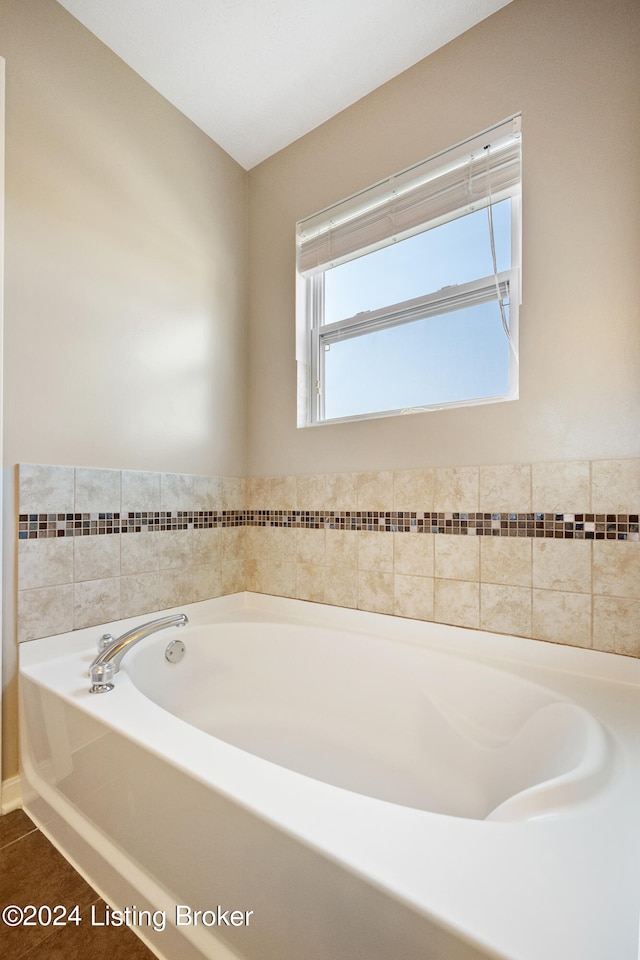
[{"x1": 1, "y1": 774, "x2": 22, "y2": 813}]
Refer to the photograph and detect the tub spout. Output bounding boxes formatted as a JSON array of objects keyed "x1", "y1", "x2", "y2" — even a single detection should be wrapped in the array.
[{"x1": 89, "y1": 613, "x2": 188, "y2": 693}]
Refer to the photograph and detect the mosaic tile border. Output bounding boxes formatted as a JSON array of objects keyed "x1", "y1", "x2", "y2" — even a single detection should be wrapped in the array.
[
  {"x1": 18, "y1": 511, "x2": 245, "y2": 537},
  {"x1": 18, "y1": 509, "x2": 640, "y2": 540}
]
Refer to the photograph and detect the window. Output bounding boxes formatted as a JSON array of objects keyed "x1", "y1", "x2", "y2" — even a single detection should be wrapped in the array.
[{"x1": 296, "y1": 116, "x2": 522, "y2": 426}]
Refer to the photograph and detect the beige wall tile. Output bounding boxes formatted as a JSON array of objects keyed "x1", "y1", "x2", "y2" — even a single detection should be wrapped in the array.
[
  {"x1": 193, "y1": 475, "x2": 223, "y2": 510},
  {"x1": 296, "y1": 527, "x2": 326, "y2": 565},
  {"x1": 74, "y1": 535, "x2": 121, "y2": 583},
  {"x1": 434, "y1": 579, "x2": 480, "y2": 628},
  {"x1": 244, "y1": 559, "x2": 260, "y2": 592},
  {"x1": 219, "y1": 527, "x2": 244, "y2": 562},
  {"x1": 243, "y1": 526, "x2": 270, "y2": 561},
  {"x1": 393, "y1": 469, "x2": 435, "y2": 511},
  {"x1": 394, "y1": 575, "x2": 434, "y2": 621},
  {"x1": 268, "y1": 525, "x2": 293, "y2": 561},
  {"x1": 18, "y1": 538, "x2": 74, "y2": 590},
  {"x1": 532, "y1": 540, "x2": 592, "y2": 593},
  {"x1": 246, "y1": 476, "x2": 270, "y2": 507},
  {"x1": 480, "y1": 584, "x2": 532, "y2": 637},
  {"x1": 358, "y1": 571, "x2": 394, "y2": 614},
  {"x1": 593, "y1": 541, "x2": 640, "y2": 599},
  {"x1": 209, "y1": 528, "x2": 225, "y2": 562},
  {"x1": 121, "y1": 532, "x2": 160, "y2": 575},
  {"x1": 326, "y1": 529, "x2": 358, "y2": 569},
  {"x1": 158, "y1": 529, "x2": 193, "y2": 570},
  {"x1": 358, "y1": 530, "x2": 394, "y2": 572},
  {"x1": 120, "y1": 573, "x2": 161, "y2": 619},
  {"x1": 121, "y1": 470, "x2": 161, "y2": 511},
  {"x1": 394, "y1": 532, "x2": 434, "y2": 577},
  {"x1": 434, "y1": 535, "x2": 480, "y2": 581},
  {"x1": 192, "y1": 527, "x2": 222, "y2": 565},
  {"x1": 296, "y1": 563, "x2": 325, "y2": 602},
  {"x1": 532, "y1": 589, "x2": 592, "y2": 647},
  {"x1": 296, "y1": 474, "x2": 326, "y2": 509},
  {"x1": 532, "y1": 461, "x2": 590, "y2": 512},
  {"x1": 19, "y1": 464, "x2": 74, "y2": 513},
  {"x1": 240, "y1": 559, "x2": 255, "y2": 594},
  {"x1": 258, "y1": 560, "x2": 296, "y2": 598},
  {"x1": 161, "y1": 473, "x2": 194, "y2": 510},
  {"x1": 434, "y1": 467, "x2": 479, "y2": 511},
  {"x1": 192, "y1": 564, "x2": 222, "y2": 602},
  {"x1": 158, "y1": 568, "x2": 196, "y2": 608},
  {"x1": 75, "y1": 467, "x2": 121, "y2": 513},
  {"x1": 18, "y1": 584, "x2": 74, "y2": 642},
  {"x1": 593, "y1": 597, "x2": 640, "y2": 657},
  {"x1": 591, "y1": 459, "x2": 640, "y2": 513},
  {"x1": 325, "y1": 566, "x2": 358, "y2": 608},
  {"x1": 270, "y1": 475, "x2": 296, "y2": 509},
  {"x1": 325, "y1": 472, "x2": 358, "y2": 510},
  {"x1": 74, "y1": 578, "x2": 121, "y2": 629},
  {"x1": 356, "y1": 471, "x2": 393, "y2": 510},
  {"x1": 221, "y1": 476, "x2": 247, "y2": 510},
  {"x1": 480, "y1": 536, "x2": 532, "y2": 586},
  {"x1": 479, "y1": 464, "x2": 531, "y2": 512},
  {"x1": 229, "y1": 558, "x2": 250, "y2": 595}
]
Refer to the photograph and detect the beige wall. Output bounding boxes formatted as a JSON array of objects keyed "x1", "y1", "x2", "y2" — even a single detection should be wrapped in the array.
[
  {"x1": 247, "y1": 0, "x2": 640, "y2": 476},
  {"x1": 0, "y1": 0, "x2": 249, "y2": 783},
  {"x1": 1, "y1": 0, "x2": 248, "y2": 476}
]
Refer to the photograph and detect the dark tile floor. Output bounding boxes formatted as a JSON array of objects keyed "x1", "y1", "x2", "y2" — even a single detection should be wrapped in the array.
[{"x1": 0, "y1": 809, "x2": 157, "y2": 959}]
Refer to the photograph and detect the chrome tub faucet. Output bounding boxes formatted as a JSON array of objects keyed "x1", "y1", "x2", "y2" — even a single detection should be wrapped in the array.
[{"x1": 89, "y1": 613, "x2": 188, "y2": 693}]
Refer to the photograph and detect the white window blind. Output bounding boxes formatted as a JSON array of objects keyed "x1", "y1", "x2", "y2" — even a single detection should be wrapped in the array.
[{"x1": 297, "y1": 115, "x2": 521, "y2": 277}]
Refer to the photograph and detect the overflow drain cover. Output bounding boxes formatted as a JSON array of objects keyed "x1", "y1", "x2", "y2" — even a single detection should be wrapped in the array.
[{"x1": 165, "y1": 639, "x2": 186, "y2": 663}]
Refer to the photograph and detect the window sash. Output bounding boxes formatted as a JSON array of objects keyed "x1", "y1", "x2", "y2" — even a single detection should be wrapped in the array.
[
  {"x1": 317, "y1": 271, "x2": 514, "y2": 346},
  {"x1": 312, "y1": 270, "x2": 517, "y2": 423}
]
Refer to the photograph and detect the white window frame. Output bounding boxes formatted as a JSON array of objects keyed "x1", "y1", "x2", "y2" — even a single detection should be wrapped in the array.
[{"x1": 296, "y1": 116, "x2": 522, "y2": 427}]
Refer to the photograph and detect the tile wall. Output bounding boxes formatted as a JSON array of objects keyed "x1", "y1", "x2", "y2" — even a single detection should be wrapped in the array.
[
  {"x1": 16, "y1": 460, "x2": 640, "y2": 657},
  {"x1": 17, "y1": 465, "x2": 246, "y2": 642}
]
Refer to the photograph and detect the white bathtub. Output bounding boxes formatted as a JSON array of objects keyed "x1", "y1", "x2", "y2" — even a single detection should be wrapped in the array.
[{"x1": 19, "y1": 593, "x2": 640, "y2": 960}]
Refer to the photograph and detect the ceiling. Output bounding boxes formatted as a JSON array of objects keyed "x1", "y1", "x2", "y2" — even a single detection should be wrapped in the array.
[{"x1": 55, "y1": 0, "x2": 513, "y2": 170}]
